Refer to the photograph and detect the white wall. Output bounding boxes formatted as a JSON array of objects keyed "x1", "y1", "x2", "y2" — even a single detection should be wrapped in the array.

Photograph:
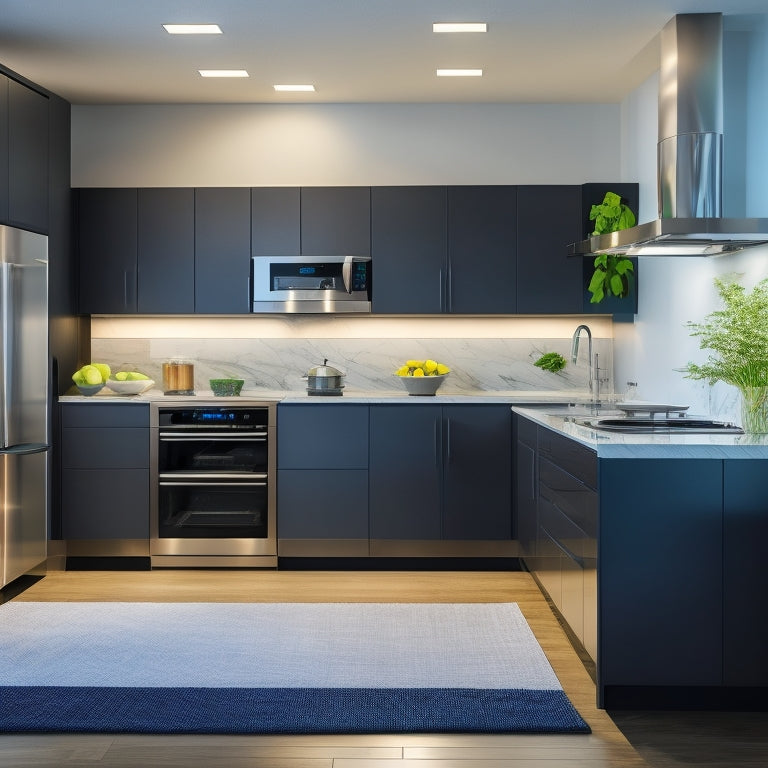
[
  {"x1": 71, "y1": 103, "x2": 620, "y2": 187},
  {"x1": 615, "y1": 22, "x2": 768, "y2": 421}
]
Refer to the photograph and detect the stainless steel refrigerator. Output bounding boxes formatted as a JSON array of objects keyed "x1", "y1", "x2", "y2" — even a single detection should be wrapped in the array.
[{"x1": 1, "y1": 224, "x2": 48, "y2": 589}]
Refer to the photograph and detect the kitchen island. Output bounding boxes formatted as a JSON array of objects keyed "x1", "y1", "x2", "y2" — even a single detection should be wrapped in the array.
[{"x1": 513, "y1": 406, "x2": 768, "y2": 710}]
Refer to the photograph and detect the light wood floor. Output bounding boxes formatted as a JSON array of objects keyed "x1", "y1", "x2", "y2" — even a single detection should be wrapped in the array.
[{"x1": 1, "y1": 569, "x2": 765, "y2": 767}]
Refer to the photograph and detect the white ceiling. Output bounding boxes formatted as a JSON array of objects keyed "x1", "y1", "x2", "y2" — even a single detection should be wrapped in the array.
[{"x1": 0, "y1": 0, "x2": 765, "y2": 105}]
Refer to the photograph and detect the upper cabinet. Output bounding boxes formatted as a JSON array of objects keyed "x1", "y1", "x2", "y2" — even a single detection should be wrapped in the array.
[
  {"x1": 301, "y1": 186, "x2": 370, "y2": 256},
  {"x1": 76, "y1": 183, "x2": 638, "y2": 316},
  {"x1": 251, "y1": 186, "x2": 370, "y2": 258},
  {"x1": 194, "y1": 187, "x2": 251, "y2": 313},
  {"x1": 517, "y1": 185, "x2": 583, "y2": 314},
  {"x1": 0, "y1": 74, "x2": 49, "y2": 233},
  {"x1": 78, "y1": 188, "x2": 138, "y2": 314},
  {"x1": 371, "y1": 186, "x2": 447, "y2": 313},
  {"x1": 448, "y1": 185, "x2": 517, "y2": 314}
]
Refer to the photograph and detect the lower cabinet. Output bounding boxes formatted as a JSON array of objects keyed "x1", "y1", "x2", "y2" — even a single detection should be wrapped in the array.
[
  {"x1": 369, "y1": 404, "x2": 513, "y2": 555},
  {"x1": 276, "y1": 404, "x2": 369, "y2": 557},
  {"x1": 60, "y1": 404, "x2": 150, "y2": 549},
  {"x1": 514, "y1": 412, "x2": 768, "y2": 708},
  {"x1": 277, "y1": 402, "x2": 514, "y2": 559}
]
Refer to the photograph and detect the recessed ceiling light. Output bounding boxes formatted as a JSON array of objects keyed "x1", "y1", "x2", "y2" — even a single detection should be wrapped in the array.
[
  {"x1": 163, "y1": 24, "x2": 222, "y2": 34},
  {"x1": 273, "y1": 84, "x2": 316, "y2": 92},
  {"x1": 436, "y1": 69, "x2": 483, "y2": 77},
  {"x1": 199, "y1": 70, "x2": 249, "y2": 78},
  {"x1": 433, "y1": 22, "x2": 487, "y2": 33}
]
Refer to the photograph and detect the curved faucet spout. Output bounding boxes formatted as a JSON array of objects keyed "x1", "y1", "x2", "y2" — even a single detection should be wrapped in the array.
[{"x1": 571, "y1": 324, "x2": 593, "y2": 392}]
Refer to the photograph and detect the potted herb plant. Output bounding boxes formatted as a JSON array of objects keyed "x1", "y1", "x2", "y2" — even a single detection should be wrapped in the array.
[
  {"x1": 682, "y1": 276, "x2": 768, "y2": 433},
  {"x1": 586, "y1": 191, "x2": 636, "y2": 304}
]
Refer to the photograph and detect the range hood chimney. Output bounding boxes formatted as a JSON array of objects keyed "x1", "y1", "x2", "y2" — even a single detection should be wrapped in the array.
[{"x1": 569, "y1": 12, "x2": 768, "y2": 257}]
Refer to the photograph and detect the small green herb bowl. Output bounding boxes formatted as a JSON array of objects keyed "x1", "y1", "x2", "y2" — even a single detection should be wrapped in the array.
[{"x1": 209, "y1": 378, "x2": 244, "y2": 397}]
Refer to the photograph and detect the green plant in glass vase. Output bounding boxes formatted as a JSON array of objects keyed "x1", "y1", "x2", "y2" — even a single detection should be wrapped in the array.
[
  {"x1": 586, "y1": 191, "x2": 636, "y2": 303},
  {"x1": 683, "y1": 276, "x2": 768, "y2": 433}
]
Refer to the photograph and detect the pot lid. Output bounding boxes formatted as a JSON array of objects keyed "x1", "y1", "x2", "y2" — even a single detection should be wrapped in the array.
[{"x1": 307, "y1": 359, "x2": 345, "y2": 377}]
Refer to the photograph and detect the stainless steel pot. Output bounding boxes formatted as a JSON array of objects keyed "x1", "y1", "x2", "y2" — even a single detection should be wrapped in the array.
[{"x1": 305, "y1": 359, "x2": 345, "y2": 396}]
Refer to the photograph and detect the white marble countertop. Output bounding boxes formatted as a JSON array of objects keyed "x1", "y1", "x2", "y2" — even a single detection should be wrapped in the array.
[
  {"x1": 59, "y1": 387, "x2": 595, "y2": 405},
  {"x1": 512, "y1": 406, "x2": 768, "y2": 458}
]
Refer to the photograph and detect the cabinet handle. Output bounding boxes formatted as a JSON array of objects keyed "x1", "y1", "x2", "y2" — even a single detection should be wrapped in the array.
[
  {"x1": 447, "y1": 267, "x2": 453, "y2": 312},
  {"x1": 446, "y1": 417, "x2": 452, "y2": 464}
]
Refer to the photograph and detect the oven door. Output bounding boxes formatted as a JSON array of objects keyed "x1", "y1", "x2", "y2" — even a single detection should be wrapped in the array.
[{"x1": 150, "y1": 406, "x2": 277, "y2": 564}]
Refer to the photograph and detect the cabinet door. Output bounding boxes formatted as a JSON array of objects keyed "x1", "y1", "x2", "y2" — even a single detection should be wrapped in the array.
[
  {"x1": 7, "y1": 79, "x2": 48, "y2": 232},
  {"x1": 278, "y1": 469, "x2": 369, "y2": 540},
  {"x1": 442, "y1": 405, "x2": 512, "y2": 540},
  {"x1": 251, "y1": 187, "x2": 300, "y2": 256},
  {"x1": 723, "y1": 460, "x2": 768, "y2": 686},
  {"x1": 0, "y1": 74, "x2": 8, "y2": 222},
  {"x1": 137, "y1": 188, "x2": 194, "y2": 313},
  {"x1": 517, "y1": 185, "x2": 583, "y2": 313},
  {"x1": 194, "y1": 187, "x2": 251, "y2": 313},
  {"x1": 277, "y1": 404, "x2": 368, "y2": 469},
  {"x1": 301, "y1": 187, "x2": 370, "y2": 256},
  {"x1": 369, "y1": 405, "x2": 441, "y2": 539},
  {"x1": 370, "y1": 186, "x2": 447, "y2": 313},
  {"x1": 78, "y1": 188, "x2": 138, "y2": 313},
  {"x1": 448, "y1": 186, "x2": 517, "y2": 314},
  {"x1": 600, "y1": 458, "x2": 723, "y2": 687}
]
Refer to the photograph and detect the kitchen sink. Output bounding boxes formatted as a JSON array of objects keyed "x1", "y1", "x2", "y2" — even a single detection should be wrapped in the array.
[{"x1": 576, "y1": 417, "x2": 744, "y2": 434}]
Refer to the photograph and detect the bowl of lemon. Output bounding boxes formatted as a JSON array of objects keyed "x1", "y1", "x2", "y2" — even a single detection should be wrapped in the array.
[{"x1": 394, "y1": 359, "x2": 450, "y2": 396}]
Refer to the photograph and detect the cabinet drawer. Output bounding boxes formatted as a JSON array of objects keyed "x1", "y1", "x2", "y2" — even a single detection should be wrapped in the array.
[
  {"x1": 62, "y1": 403, "x2": 150, "y2": 428},
  {"x1": 538, "y1": 426, "x2": 597, "y2": 489},
  {"x1": 62, "y1": 427, "x2": 149, "y2": 468},
  {"x1": 539, "y1": 456, "x2": 597, "y2": 537}
]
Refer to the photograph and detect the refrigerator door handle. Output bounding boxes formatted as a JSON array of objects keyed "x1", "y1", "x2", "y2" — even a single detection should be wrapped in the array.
[{"x1": 0, "y1": 263, "x2": 12, "y2": 448}]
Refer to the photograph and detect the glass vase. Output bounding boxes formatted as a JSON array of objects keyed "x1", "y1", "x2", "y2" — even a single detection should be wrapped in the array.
[{"x1": 739, "y1": 387, "x2": 768, "y2": 434}]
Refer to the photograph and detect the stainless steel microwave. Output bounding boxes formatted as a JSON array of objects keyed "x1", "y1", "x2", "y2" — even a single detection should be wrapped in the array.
[{"x1": 251, "y1": 255, "x2": 371, "y2": 313}]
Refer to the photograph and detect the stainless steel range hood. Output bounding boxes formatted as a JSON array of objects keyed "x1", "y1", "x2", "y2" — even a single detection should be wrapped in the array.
[{"x1": 570, "y1": 13, "x2": 768, "y2": 257}]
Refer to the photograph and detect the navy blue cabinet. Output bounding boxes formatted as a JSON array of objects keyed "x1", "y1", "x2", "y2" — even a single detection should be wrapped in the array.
[
  {"x1": 277, "y1": 404, "x2": 369, "y2": 556},
  {"x1": 600, "y1": 458, "x2": 723, "y2": 690},
  {"x1": 60, "y1": 404, "x2": 150, "y2": 541},
  {"x1": 447, "y1": 185, "x2": 517, "y2": 314},
  {"x1": 369, "y1": 405, "x2": 442, "y2": 539},
  {"x1": 517, "y1": 185, "x2": 583, "y2": 314},
  {"x1": 77, "y1": 188, "x2": 138, "y2": 313},
  {"x1": 137, "y1": 188, "x2": 194, "y2": 313},
  {"x1": 369, "y1": 404, "x2": 512, "y2": 545},
  {"x1": 251, "y1": 187, "x2": 300, "y2": 256},
  {"x1": 722, "y1": 460, "x2": 768, "y2": 687},
  {"x1": 6, "y1": 77, "x2": 48, "y2": 233},
  {"x1": 194, "y1": 187, "x2": 251, "y2": 313},
  {"x1": 370, "y1": 186, "x2": 447, "y2": 314},
  {"x1": 301, "y1": 187, "x2": 370, "y2": 256},
  {"x1": 515, "y1": 412, "x2": 768, "y2": 708}
]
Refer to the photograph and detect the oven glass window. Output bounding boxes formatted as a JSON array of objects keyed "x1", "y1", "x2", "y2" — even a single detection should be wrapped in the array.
[{"x1": 158, "y1": 484, "x2": 268, "y2": 539}]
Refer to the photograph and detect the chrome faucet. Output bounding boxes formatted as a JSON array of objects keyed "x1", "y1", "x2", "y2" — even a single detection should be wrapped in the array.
[
  {"x1": 571, "y1": 323, "x2": 607, "y2": 407},
  {"x1": 571, "y1": 324, "x2": 593, "y2": 393}
]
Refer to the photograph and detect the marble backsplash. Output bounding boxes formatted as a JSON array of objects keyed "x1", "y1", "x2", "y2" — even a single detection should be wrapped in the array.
[{"x1": 90, "y1": 335, "x2": 613, "y2": 396}]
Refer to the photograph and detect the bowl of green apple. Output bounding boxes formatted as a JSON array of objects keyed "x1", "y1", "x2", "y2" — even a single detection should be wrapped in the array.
[{"x1": 105, "y1": 371, "x2": 154, "y2": 395}]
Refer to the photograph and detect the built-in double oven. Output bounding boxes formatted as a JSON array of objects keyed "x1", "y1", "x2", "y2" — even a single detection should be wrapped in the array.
[{"x1": 150, "y1": 402, "x2": 277, "y2": 568}]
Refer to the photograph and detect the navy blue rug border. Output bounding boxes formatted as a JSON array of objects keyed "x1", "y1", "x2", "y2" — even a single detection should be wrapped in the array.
[{"x1": 0, "y1": 686, "x2": 591, "y2": 735}]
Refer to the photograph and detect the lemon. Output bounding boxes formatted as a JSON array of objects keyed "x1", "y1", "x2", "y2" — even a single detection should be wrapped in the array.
[
  {"x1": 436, "y1": 363, "x2": 450, "y2": 375},
  {"x1": 412, "y1": 367, "x2": 425, "y2": 377},
  {"x1": 424, "y1": 359, "x2": 438, "y2": 373},
  {"x1": 405, "y1": 359, "x2": 424, "y2": 368},
  {"x1": 395, "y1": 365, "x2": 410, "y2": 376}
]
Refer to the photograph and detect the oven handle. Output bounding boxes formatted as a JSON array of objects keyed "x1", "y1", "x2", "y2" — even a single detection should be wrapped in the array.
[
  {"x1": 159, "y1": 481, "x2": 268, "y2": 487},
  {"x1": 159, "y1": 472, "x2": 268, "y2": 481},
  {"x1": 159, "y1": 433, "x2": 267, "y2": 440}
]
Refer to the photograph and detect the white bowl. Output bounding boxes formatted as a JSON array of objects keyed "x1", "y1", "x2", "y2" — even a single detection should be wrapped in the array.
[
  {"x1": 105, "y1": 378, "x2": 155, "y2": 395},
  {"x1": 395, "y1": 373, "x2": 449, "y2": 396}
]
